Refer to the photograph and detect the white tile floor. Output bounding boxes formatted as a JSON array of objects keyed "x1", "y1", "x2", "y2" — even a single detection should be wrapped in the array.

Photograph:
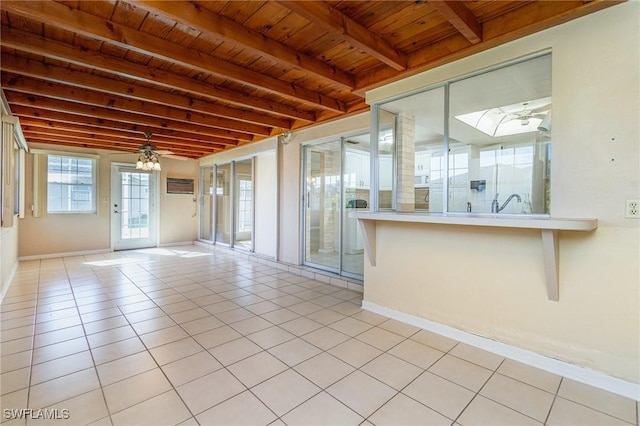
[{"x1": 1, "y1": 245, "x2": 638, "y2": 426}]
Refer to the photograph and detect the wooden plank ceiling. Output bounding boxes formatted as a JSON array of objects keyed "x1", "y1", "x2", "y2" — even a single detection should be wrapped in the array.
[{"x1": 0, "y1": 0, "x2": 621, "y2": 159}]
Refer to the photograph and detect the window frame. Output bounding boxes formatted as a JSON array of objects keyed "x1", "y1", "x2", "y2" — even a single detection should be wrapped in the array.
[
  {"x1": 372, "y1": 52, "x2": 551, "y2": 215},
  {"x1": 46, "y1": 154, "x2": 98, "y2": 215}
]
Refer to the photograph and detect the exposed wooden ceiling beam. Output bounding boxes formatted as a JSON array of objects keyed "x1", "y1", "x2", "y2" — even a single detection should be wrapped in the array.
[
  {"x1": 354, "y1": 0, "x2": 622, "y2": 93},
  {"x1": 1, "y1": 0, "x2": 346, "y2": 113},
  {"x1": 276, "y1": 0, "x2": 407, "y2": 71},
  {"x1": 22, "y1": 127, "x2": 214, "y2": 156},
  {"x1": 431, "y1": 1, "x2": 482, "y2": 44},
  {"x1": 12, "y1": 107, "x2": 239, "y2": 147},
  {"x1": 22, "y1": 134, "x2": 210, "y2": 158},
  {"x1": 131, "y1": 0, "x2": 354, "y2": 90},
  {"x1": 5, "y1": 91, "x2": 247, "y2": 143},
  {"x1": 480, "y1": 0, "x2": 625, "y2": 42},
  {"x1": 22, "y1": 128, "x2": 210, "y2": 153},
  {"x1": 19, "y1": 118, "x2": 228, "y2": 152},
  {"x1": 1, "y1": 28, "x2": 315, "y2": 122},
  {"x1": 0, "y1": 55, "x2": 291, "y2": 130},
  {"x1": 2, "y1": 75, "x2": 268, "y2": 137}
]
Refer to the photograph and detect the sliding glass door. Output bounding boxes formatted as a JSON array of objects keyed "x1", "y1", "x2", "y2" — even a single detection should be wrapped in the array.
[
  {"x1": 304, "y1": 140, "x2": 341, "y2": 272},
  {"x1": 199, "y1": 159, "x2": 254, "y2": 251},
  {"x1": 303, "y1": 137, "x2": 367, "y2": 279},
  {"x1": 199, "y1": 166, "x2": 214, "y2": 241},
  {"x1": 234, "y1": 158, "x2": 253, "y2": 251},
  {"x1": 215, "y1": 163, "x2": 232, "y2": 245}
]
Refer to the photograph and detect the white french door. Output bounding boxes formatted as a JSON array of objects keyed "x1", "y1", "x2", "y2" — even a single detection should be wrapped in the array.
[{"x1": 111, "y1": 164, "x2": 158, "y2": 251}]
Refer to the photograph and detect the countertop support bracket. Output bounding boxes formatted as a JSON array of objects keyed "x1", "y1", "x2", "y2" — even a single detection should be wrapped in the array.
[
  {"x1": 541, "y1": 229, "x2": 559, "y2": 301},
  {"x1": 358, "y1": 218, "x2": 377, "y2": 266}
]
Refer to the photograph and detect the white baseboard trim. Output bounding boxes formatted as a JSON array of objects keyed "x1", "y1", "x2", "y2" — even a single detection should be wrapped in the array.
[
  {"x1": 1, "y1": 260, "x2": 19, "y2": 304},
  {"x1": 18, "y1": 248, "x2": 112, "y2": 261},
  {"x1": 362, "y1": 301, "x2": 640, "y2": 401}
]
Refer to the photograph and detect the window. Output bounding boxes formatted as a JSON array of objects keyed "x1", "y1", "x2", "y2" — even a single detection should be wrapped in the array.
[
  {"x1": 47, "y1": 155, "x2": 97, "y2": 213},
  {"x1": 376, "y1": 53, "x2": 551, "y2": 214}
]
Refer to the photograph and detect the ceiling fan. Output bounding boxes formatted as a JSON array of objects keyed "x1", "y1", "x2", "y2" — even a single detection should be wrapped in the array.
[
  {"x1": 502, "y1": 102, "x2": 551, "y2": 126},
  {"x1": 137, "y1": 132, "x2": 188, "y2": 169}
]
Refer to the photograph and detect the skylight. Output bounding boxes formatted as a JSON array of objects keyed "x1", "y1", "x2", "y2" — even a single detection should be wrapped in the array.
[{"x1": 454, "y1": 97, "x2": 551, "y2": 137}]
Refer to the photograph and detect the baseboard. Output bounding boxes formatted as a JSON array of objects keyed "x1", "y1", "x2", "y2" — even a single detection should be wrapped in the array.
[
  {"x1": 18, "y1": 248, "x2": 112, "y2": 261},
  {"x1": 362, "y1": 301, "x2": 640, "y2": 401},
  {"x1": 0, "y1": 260, "x2": 19, "y2": 304}
]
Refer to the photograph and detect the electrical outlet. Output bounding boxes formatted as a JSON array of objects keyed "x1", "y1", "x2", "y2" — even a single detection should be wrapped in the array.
[{"x1": 626, "y1": 199, "x2": 640, "y2": 218}]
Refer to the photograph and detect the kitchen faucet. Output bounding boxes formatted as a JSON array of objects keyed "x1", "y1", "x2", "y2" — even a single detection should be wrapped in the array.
[{"x1": 491, "y1": 193, "x2": 522, "y2": 213}]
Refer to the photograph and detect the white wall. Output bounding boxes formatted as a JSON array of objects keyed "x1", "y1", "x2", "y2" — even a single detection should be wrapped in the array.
[
  {"x1": 254, "y1": 151, "x2": 276, "y2": 257},
  {"x1": 278, "y1": 139, "x2": 301, "y2": 264},
  {"x1": 364, "y1": 2, "x2": 639, "y2": 384}
]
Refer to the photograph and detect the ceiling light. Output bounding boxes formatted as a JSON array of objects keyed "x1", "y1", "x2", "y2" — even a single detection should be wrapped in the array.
[{"x1": 137, "y1": 132, "x2": 161, "y2": 171}]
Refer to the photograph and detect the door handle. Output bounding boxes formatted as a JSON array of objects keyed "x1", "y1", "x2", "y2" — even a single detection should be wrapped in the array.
[{"x1": 114, "y1": 209, "x2": 120, "y2": 213}]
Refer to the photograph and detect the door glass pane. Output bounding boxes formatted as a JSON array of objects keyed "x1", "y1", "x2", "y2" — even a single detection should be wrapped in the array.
[
  {"x1": 304, "y1": 141, "x2": 341, "y2": 271},
  {"x1": 343, "y1": 135, "x2": 369, "y2": 277},
  {"x1": 234, "y1": 159, "x2": 253, "y2": 250},
  {"x1": 216, "y1": 163, "x2": 231, "y2": 245},
  {"x1": 120, "y1": 172, "x2": 150, "y2": 240},
  {"x1": 200, "y1": 166, "x2": 214, "y2": 241}
]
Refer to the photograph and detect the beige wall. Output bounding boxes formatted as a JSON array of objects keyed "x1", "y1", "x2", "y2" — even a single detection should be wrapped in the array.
[
  {"x1": 157, "y1": 157, "x2": 199, "y2": 245},
  {"x1": 364, "y1": 2, "x2": 639, "y2": 383},
  {"x1": 18, "y1": 144, "x2": 198, "y2": 257}
]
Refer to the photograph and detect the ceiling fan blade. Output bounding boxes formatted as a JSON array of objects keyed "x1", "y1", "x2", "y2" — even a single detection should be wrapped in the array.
[
  {"x1": 155, "y1": 150, "x2": 174, "y2": 155},
  {"x1": 530, "y1": 104, "x2": 552, "y2": 114}
]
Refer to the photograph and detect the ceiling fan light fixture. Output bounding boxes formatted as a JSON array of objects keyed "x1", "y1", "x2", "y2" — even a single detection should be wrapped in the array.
[{"x1": 136, "y1": 132, "x2": 162, "y2": 171}]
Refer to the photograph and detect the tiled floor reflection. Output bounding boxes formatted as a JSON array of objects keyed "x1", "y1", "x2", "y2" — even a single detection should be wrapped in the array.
[{"x1": 1, "y1": 246, "x2": 637, "y2": 426}]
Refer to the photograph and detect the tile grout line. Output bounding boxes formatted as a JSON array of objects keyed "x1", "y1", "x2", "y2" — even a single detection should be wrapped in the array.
[
  {"x1": 543, "y1": 376, "x2": 563, "y2": 425},
  {"x1": 450, "y1": 357, "x2": 506, "y2": 425},
  {"x1": 108, "y1": 258, "x2": 213, "y2": 425},
  {"x1": 22, "y1": 259, "x2": 41, "y2": 426},
  {"x1": 11, "y1": 246, "x2": 634, "y2": 426},
  {"x1": 105, "y1": 251, "x2": 345, "y2": 422},
  {"x1": 64, "y1": 255, "x2": 115, "y2": 426}
]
